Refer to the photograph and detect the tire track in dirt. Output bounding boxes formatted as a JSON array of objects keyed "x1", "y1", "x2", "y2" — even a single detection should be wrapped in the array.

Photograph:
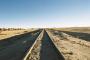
[{"x1": 24, "y1": 29, "x2": 64, "y2": 60}]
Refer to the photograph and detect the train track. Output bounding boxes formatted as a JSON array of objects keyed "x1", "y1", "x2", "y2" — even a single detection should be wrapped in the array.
[{"x1": 24, "y1": 30, "x2": 64, "y2": 60}]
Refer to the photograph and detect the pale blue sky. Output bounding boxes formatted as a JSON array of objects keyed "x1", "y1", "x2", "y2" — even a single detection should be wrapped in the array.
[{"x1": 0, "y1": 0, "x2": 90, "y2": 28}]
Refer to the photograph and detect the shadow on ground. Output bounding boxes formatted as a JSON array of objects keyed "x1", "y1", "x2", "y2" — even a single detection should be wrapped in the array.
[
  {"x1": 0, "y1": 30, "x2": 42, "y2": 50},
  {"x1": 60, "y1": 31, "x2": 90, "y2": 42},
  {"x1": 0, "y1": 29, "x2": 42, "y2": 60},
  {"x1": 40, "y1": 31, "x2": 65, "y2": 60}
]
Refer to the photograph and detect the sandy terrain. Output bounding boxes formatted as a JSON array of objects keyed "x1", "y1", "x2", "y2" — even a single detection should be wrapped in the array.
[
  {"x1": 53, "y1": 27, "x2": 90, "y2": 33},
  {"x1": 49, "y1": 30, "x2": 90, "y2": 60},
  {"x1": 0, "y1": 29, "x2": 35, "y2": 40},
  {"x1": 0, "y1": 28, "x2": 90, "y2": 60}
]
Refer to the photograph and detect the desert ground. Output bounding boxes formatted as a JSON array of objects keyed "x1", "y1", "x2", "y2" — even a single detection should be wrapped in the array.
[
  {"x1": 50, "y1": 27, "x2": 90, "y2": 60},
  {"x1": 0, "y1": 28, "x2": 37, "y2": 40},
  {"x1": 0, "y1": 27, "x2": 90, "y2": 60}
]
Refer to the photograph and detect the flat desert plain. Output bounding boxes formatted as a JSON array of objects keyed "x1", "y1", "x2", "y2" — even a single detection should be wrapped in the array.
[
  {"x1": 50, "y1": 27, "x2": 90, "y2": 60},
  {"x1": 0, "y1": 29, "x2": 34, "y2": 40}
]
